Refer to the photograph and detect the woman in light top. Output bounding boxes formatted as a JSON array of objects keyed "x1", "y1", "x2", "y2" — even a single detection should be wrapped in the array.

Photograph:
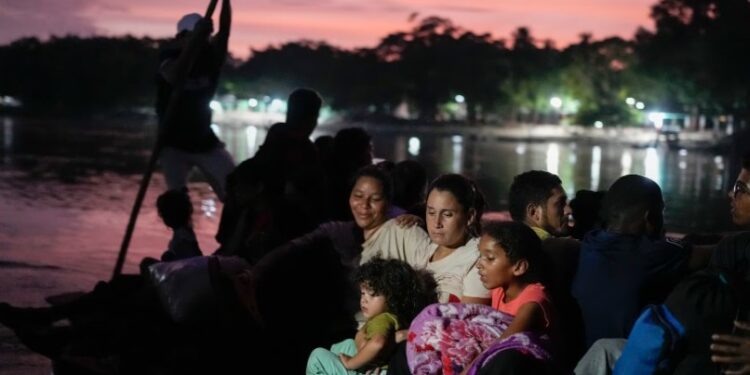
[
  {"x1": 248, "y1": 167, "x2": 490, "y2": 317},
  {"x1": 421, "y1": 174, "x2": 491, "y2": 305},
  {"x1": 340, "y1": 169, "x2": 490, "y2": 304}
]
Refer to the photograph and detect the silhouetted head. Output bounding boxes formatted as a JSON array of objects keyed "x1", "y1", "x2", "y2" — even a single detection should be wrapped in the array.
[
  {"x1": 286, "y1": 88, "x2": 322, "y2": 137},
  {"x1": 175, "y1": 13, "x2": 213, "y2": 40},
  {"x1": 157, "y1": 189, "x2": 193, "y2": 229},
  {"x1": 508, "y1": 170, "x2": 569, "y2": 236},
  {"x1": 334, "y1": 127, "x2": 373, "y2": 171},
  {"x1": 426, "y1": 174, "x2": 486, "y2": 248},
  {"x1": 729, "y1": 152, "x2": 750, "y2": 227},
  {"x1": 392, "y1": 160, "x2": 427, "y2": 211},
  {"x1": 569, "y1": 190, "x2": 606, "y2": 240},
  {"x1": 603, "y1": 174, "x2": 664, "y2": 237}
]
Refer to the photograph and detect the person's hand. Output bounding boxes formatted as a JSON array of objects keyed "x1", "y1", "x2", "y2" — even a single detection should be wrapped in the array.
[
  {"x1": 365, "y1": 367, "x2": 385, "y2": 375},
  {"x1": 395, "y1": 214, "x2": 423, "y2": 228},
  {"x1": 339, "y1": 353, "x2": 353, "y2": 369},
  {"x1": 711, "y1": 321, "x2": 750, "y2": 374},
  {"x1": 395, "y1": 329, "x2": 409, "y2": 343}
]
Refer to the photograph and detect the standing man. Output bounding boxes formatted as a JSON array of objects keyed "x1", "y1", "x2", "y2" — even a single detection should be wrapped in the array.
[{"x1": 156, "y1": 0, "x2": 235, "y2": 202}]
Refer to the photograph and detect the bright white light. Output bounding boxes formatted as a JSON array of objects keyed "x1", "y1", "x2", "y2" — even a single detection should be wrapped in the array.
[
  {"x1": 246, "y1": 126, "x2": 258, "y2": 154},
  {"x1": 714, "y1": 156, "x2": 725, "y2": 170},
  {"x1": 679, "y1": 149, "x2": 688, "y2": 156},
  {"x1": 210, "y1": 123, "x2": 221, "y2": 137},
  {"x1": 269, "y1": 98, "x2": 285, "y2": 112},
  {"x1": 626, "y1": 97, "x2": 636, "y2": 106},
  {"x1": 645, "y1": 147, "x2": 661, "y2": 185},
  {"x1": 201, "y1": 198, "x2": 216, "y2": 217},
  {"x1": 648, "y1": 112, "x2": 665, "y2": 129},
  {"x1": 550, "y1": 97, "x2": 562, "y2": 109},
  {"x1": 452, "y1": 135, "x2": 463, "y2": 144},
  {"x1": 546, "y1": 143, "x2": 559, "y2": 175},
  {"x1": 452, "y1": 142, "x2": 463, "y2": 173},
  {"x1": 679, "y1": 161, "x2": 687, "y2": 170},
  {"x1": 408, "y1": 137, "x2": 421, "y2": 156},
  {"x1": 591, "y1": 146, "x2": 601, "y2": 191},
  {"x1": 455, "y1": 95, "x2": 465, "y2": 103},
  {"x1": 209, "y1": 100, "x2": 222, "y2": 112},
  {"x1": 248, "y1": 98, "x2": 259, "y2": 108},
  {"x1": 594, "y1": 121, "x2": 604, "y2": 128},
  {"x1": 635, "y1": 101, "x2": 645, "y2": 110},
  {"x1": 515, "y1": 144, "x2": 526, "y2": 155}
]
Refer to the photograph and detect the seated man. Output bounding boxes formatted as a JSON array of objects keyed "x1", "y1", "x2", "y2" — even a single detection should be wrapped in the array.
[
  {"x1": 572, "y1": 175, "x2": 691, "y2": 348},
  {"x1": 710, "y1": 152, "x2": 750, "y2": 371},
  {"x1": 508, "y1": 170, "x2": 583, "y2": 370}
]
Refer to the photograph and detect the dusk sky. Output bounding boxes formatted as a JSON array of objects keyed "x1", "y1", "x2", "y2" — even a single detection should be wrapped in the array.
[{"x1": 1, "y1": 0, "x2": 658, "y2": 59}]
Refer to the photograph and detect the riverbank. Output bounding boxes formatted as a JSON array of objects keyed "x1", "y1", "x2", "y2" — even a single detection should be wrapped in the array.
[
  {"x1": 338, "y1": 122, "x2": 731, "y2": 150},
  {"x1": 212, "y1": 111, "x2": 730, "y2": 150}
]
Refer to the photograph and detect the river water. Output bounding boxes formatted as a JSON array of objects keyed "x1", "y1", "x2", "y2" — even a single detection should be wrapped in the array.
[{"x1": 0, "y1": 115, "x2": 736, "y2": 373}]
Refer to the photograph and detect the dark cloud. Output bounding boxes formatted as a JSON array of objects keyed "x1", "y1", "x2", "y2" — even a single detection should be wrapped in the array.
[{"x1": 0, "y1": 0, "x2": 99, "y2": 44}]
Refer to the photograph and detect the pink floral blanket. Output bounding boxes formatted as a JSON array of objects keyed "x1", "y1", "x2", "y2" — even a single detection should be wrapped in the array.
[{"x1": 406, "y1": 303, "x2": 551, "y2": 375}]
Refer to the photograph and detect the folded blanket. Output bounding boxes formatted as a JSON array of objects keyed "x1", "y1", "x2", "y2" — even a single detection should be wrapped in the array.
[{"x1": 406, "y1": 303, "x2": 551, "y2": 375}]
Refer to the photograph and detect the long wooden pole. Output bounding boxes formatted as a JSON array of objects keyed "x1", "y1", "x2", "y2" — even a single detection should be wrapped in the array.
[{"x1": 112, "y1": 0, "x2": 220, "y2": 279}]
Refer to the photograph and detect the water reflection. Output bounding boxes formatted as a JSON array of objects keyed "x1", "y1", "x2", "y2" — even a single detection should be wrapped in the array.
[
  {"x1": 451, "y1": 135, "x2": 463, "y2": 173},
  {"x1": 0, "y1": 117, "x2": 736, "y2": 234},
  {"x1": 591, "y1": 146, "x2": 601, "y2": 191},
  {"x1": 3, "y1": 117, "x2": 12, "y2": 165},
  {"x1": 644, "y1": 147, "x2": 661, "y2": 186},
  {"x1": 408, "y1": 137, "x2": 421, "y2": 157},
  {"x1": 546, "y1": 143, "x2": 559, "y2": 176},
  {"x1": 621, "y1": 151, "x2": 632, "y2": 176},
  {"x1": 515, "y1": 144, "x2": 526, "y2": 155},
  {"x1": 245, "y1": 126, "x2": 258, "y2": 156}
]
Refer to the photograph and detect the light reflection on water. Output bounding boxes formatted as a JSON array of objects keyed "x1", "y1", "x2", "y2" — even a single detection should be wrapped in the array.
[
  {"x1": 372, "y1": 132, "x2": 733, "y2": 234},
  {"x1": 0, "y1": 116, "x2": 736, "y2": 246}
]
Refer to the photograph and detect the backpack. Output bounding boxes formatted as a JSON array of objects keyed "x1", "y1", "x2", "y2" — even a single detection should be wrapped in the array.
[
  {"x1": 613, "y1": 304, "x2": 685, "y2": 375},
  {"x1": 614, "y1": 269, "x2": 745, "y2": 375}
]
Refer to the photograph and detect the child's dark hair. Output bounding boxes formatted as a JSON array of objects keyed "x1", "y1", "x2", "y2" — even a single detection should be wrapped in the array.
[
  {"x1": 156, "y1": 189, "x2": 193, "y2": 229},
  {"x1": 355, "y1": 258, "x2": 438, "y2": 325},
  {"x1": 428, "y1": 174, "x2": 486, "y2": 237},
  {"x1": 482, "y1": 221, "x2": 546, "y2": 284}
]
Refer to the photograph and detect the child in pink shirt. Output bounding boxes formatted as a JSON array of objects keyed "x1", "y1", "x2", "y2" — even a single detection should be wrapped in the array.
[{"x1": 477, "y1": 221, "x2": 554, "y2": 339}]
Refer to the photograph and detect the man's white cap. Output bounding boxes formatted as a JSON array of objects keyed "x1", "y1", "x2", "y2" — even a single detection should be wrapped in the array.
[{"x1": 177, "y1": 13, "x2": 202, "y2": 34}]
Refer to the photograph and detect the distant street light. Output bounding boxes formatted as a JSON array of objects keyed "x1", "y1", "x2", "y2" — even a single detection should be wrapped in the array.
[
  {"x1": 550, "y1": 97, "x2": 562, "y2": 109},
  {"x1": 635, "y1": 101, "x2": 645, "y2": 110},
  {"x1": 455, "y1": 95, "x2": 465, "y2": 103},
  {"x1": 594, "y1": 121, "x2": 604, "y2": 128},
  {"x1": 626, "y1": 97, "x2": 636, "y2": 106},
  {"x1": 648, "y1": 112, "x2": 665, "y2": 129},
  {"x1": 248, "y1": 98, "x2": 259, "y2": 108},
  {"x1": 209, "y1": 100, "x2": 222, "y2": 112}
]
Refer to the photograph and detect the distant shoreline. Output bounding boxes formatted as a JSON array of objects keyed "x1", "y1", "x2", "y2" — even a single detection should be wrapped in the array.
[{"x1": 320, "y1": 122, "x2": 732, "y2": 150}]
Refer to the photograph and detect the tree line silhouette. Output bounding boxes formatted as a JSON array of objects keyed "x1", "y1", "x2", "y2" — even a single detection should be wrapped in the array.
[{"x1": 0, "y1": 0, "x2": 748, "y2": 127}]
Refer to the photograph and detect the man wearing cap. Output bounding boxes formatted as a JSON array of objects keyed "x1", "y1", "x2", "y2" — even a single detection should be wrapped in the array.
[{"x1": 156, "y1": 0, "x2": 234, "y2": 201}]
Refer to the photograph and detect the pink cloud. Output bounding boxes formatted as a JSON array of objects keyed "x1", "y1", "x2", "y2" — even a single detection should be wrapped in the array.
[{"x1": 1, "y1": 0, "x2": 658, "y2": 58}]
